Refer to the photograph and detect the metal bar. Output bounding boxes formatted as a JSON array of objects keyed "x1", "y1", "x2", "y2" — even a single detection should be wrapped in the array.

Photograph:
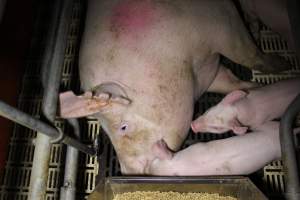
[
  {"x1": 0, "y1": 100, "x2": 59, "y2": 137},
  {"x1": 28, "y1": 2, "x2": 92, "y2": 197},
  {"x1": 29, "y1": 134, "x2": 52, "y2": 200},
  {"x1": 0, "y1": 99, "x2": 95, "y2": 155},
  {"x1": 41, "y1": 0, "x2": 72, "y2": 121},
  {"x1": 62, "y1": 135, "x2": 95, "y2": 155},
  {"x1": 287, "y1": 0, "x2": 300, "y2": 60},
  {"x1": 40, "y1": 0, "x2": 62, "y2": 89},
  {"x1": 0, "y1": 0, "x2": 6, "y2": 23},
  {"x1": 60, "y1": 119, "x2": 80, "y2": 200},
  {"x1": 29, "y1": 0, "x2": 73, "y2": 198},
  {"x1": 282, "y1": 1, "x2": 300, "y2": 200},
  {"x1": 280, "y1": 94, "x2": 300, "y2": 200},
  {"x1": 29, "y1": 0, "x2": 65, "y2": 200}
]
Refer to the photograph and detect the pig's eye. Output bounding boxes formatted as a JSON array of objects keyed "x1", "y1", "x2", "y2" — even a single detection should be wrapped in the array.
[
  {"x1": 118, "y1": 122, "x2": 129, "y2": 133},
  {"x1": 117, "y1": 121, "x2": 135, "y2": 136},
  {"x1": 120, "y1": 124, "x2": 128, "y2": 131}
]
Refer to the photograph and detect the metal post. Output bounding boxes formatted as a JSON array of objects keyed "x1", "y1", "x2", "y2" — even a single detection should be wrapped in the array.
[
  {"x1": 60, "y1": 119, "x2": 80, "y2": 200},
  {"x1": 287, "y1": 0, "x2": 300, "y2": 60},
  {"x1": 29, "y1": 0, "x2": 74, "y2": 199},
  {"x1": 281, "y1": 1, "x2": 300, "y2": 200},
  {"x1": 0, "y1": 100, "x2": 95, "y2": 155},
  {"x1": 280, "y1": 94, "x2": 300, "y2": 200}
]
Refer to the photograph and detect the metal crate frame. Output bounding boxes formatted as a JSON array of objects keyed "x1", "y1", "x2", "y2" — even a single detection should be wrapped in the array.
[{"x1": 0, "y1": 0, "x2": 299, "y2": 199}]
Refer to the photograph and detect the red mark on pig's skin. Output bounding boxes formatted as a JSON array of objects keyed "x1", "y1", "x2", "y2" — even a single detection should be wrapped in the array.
[{"x1": 110, "y1": 0, "x2": 159, "y2": 39}]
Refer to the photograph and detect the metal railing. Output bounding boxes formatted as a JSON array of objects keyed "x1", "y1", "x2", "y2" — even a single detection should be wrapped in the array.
[{"x1": 0, "y1": 0, "x2": 95, "y2": 199}]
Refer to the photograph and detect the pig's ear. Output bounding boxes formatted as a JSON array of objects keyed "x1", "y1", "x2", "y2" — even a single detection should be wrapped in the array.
[
  {"x1": 232, "y1": 126, "x2": 248, "y2": 135},
  {"x1": 59, "y1": 91, "x2": 131, "y2": 118},
  {"x1": 229, "y1": 118, "x2": 248, "y2": 135},
  {"x1": 59, "y1": 91, "x2": 108, "y2": 118},
  {"x1": 220, "y1": 90, "x2": 247, "y2": 106}
]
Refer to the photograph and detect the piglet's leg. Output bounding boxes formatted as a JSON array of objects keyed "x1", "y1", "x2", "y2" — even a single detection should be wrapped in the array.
[{"x1": 207, "y1": 64, "x2": 260, "y2": 94}]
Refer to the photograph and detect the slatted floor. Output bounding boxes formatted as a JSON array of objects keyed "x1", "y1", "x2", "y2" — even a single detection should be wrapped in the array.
[{"x1": 0, "y1": 0, "x2": 299, "y2": 199}]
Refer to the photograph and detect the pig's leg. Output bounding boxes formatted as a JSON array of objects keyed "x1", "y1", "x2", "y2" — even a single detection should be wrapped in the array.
[
  {"x1": 207, "y1": 64, "x2": 261, "y2": 94},
  {"x1": 216, "y1": 6, "x2": 291, "y2": 73},
  {"x1": 149, "y1": 122, "x2": 281, "y2": 176},
  {"x1": 238, "y1": 0, "x2": 261, "y2": 41}
]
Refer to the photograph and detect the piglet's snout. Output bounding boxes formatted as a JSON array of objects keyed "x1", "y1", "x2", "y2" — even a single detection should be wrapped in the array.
[
  {"x1": 191, "y1": 118, "x2": 205, "y2": 133},
  {"x1": 120, "y1": 140, "x2": 173, "y2": 174}
]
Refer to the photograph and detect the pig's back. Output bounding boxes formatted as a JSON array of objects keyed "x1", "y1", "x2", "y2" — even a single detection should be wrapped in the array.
[{"x1": 79, "y1": 0, "x2": 238, "y2": 92}]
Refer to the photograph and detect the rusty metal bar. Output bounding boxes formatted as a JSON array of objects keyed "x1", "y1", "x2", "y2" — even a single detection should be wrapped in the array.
[
  {"x1": 26, "y1": 0, "x2": 90, "y2": 198},
  {"x1": 60, "y1": 119, "x2": 80, "y2": 200},
  {"x1": 28, "y1": 0, "x2": 64, "y2": 198}
]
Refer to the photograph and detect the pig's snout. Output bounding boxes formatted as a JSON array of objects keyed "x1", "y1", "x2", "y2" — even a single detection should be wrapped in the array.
[{"x1": 191, "y1": 121, "x2": 198, "y2": 133}]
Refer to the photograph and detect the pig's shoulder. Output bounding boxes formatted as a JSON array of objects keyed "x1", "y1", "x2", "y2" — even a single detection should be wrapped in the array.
[{"x1": 100, "y1": 0, "x2": 190, "y2": 40}]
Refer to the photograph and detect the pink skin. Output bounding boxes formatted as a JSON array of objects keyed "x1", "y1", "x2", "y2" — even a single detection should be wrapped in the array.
[
  {"x1": 148, "y1": 122, "x2": 299, "y2": 176},
  {"x1": 207, "y1": 64, "x2": 260, "y2": 94},
  {"x1": 152, "y1": 139, "x2": 174, "y2": 160},
  {"x1": 66, "y1": 0, "x2": 292, "y2": 174},
  {"x1": 192, "y1": 78, "x2": 300, "y2": 135},
  {"x1": 109, "y1": 0, "x2": 163, "y2": 46},
  {"x1": 191, "y1": 90, "x2": 249, "y2": 135},
  {"x1": 111, "y1": 0, "x2": 157, "y2": 34}
]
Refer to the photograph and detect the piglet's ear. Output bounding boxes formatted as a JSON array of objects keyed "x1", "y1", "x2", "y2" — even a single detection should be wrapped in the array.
[
  {"x1": 191, "y1": 117, "x2": 205, "y2": 133},
  {"x1": 220, "y1": 90, "x2": 247, "y2": 106},
  {"x1": 232, "y1": 126, "x2": 248, "y2": 135},
  {"x1": 229, "y1": 118, "x2": 248, "y2": 135}
]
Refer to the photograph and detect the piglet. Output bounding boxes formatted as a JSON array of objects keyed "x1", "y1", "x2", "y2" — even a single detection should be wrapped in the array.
[
  {"x1": 148, "y1": 122, "x2": 299, "y2": 176},
  {"x1": 191, "y1": 78, "x2": 300, "y2": 135}
]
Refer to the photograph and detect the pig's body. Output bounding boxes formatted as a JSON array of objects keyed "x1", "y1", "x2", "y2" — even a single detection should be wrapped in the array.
[
  {"x1": 192, "y1": 78, "x2": 300, "y2": 134},
  {"x1": 62, "y1": 0, "x2": 289, "y2": 174},
  {"x1": 149, "y1": 122, "x2": 282, "y2": 175}
]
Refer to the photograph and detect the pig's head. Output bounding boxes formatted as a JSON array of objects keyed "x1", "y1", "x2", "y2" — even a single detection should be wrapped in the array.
[
  {"x1": 59, "y1": 83, "x2": 175, "y2": 174},
  {"x1": 191, "y1": 90, "x2": 248, "y2": 135}
]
